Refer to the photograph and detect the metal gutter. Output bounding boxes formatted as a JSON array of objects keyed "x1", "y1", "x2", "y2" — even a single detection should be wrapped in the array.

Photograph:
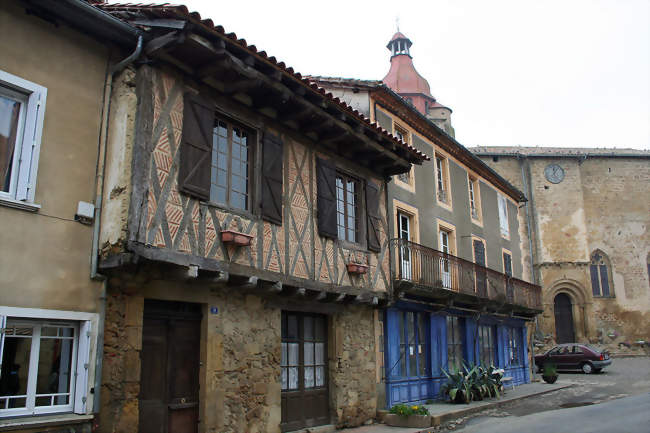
[{"x1": 23, "y1": 0, "x2": 140, "y2": 46}]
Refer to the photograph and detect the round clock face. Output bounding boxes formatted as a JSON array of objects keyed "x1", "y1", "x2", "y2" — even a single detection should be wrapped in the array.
[{"x1": 545, "y1": 164, "x2": 565, "y2": 184}]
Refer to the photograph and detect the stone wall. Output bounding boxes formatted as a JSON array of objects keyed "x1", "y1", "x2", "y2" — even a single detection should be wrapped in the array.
[
  {"x1": 99, "y1": 268, "x2": 380, "y2": 433},
  {"x1": 330, "y1": 305, "x2": 378, "y2": 428},
  {"x1": 476, "y1": 152, "x2": 650, "y2": 354}
]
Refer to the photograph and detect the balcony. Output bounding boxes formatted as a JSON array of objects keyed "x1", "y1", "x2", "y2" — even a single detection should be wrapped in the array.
[{"x1": 390, "y1": 239, "x2": 542, "y2": 316}]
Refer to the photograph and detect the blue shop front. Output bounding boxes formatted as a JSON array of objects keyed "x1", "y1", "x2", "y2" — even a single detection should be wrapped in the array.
[
  {"x1": 383, "y1": 240, "x2": 542, "y2": 407},
  {"x1": 383, "y1": 301, "x2": 531, "y2": 406}
]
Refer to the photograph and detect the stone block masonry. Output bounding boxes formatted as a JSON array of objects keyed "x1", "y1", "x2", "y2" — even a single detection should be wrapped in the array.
[{"x1": 99, "y1": 267, "x2": 380, "y2": 433}]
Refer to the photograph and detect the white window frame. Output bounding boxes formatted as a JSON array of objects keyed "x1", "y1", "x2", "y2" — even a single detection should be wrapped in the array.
[
  {"x1": 0, "y1": 70, "x2": 47, "y2": 210},
  {"x1": 498, "y1": 194, "x2": 509, "y2": 238},
  {"x1": 0, "y1": 307, "x2": 95, "y2": 418}
]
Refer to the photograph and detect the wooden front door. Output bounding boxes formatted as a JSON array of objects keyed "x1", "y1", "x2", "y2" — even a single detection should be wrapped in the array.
[
  {"x1": 554, "y1": 293, "x2": 575, "y2": 343},
  {"x1": 139, "y1": 300, "x2": 202, "y2": 433},
  {"x1": 281, "y1": 312, "x2": 329, "y2": 432}
]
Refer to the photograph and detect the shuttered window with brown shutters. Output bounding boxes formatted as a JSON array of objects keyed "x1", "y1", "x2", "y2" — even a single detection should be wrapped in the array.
[
  {"x1": 366, "y1": 181, "x2": 382, "y2": 252},
  {"x1": 261, "y1": 132, "x2": 283, "y2": 224},
  {"x1": 178, "y1": 93, "x2": 214, "y2": 201},
  {"x1": 316, "y1": 157, "x2": 337, "y2": 239}
]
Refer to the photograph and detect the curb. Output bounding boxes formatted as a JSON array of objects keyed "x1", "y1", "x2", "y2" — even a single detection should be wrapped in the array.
[{"x1": 416, "y1": 383, "x2": 574, "y2": 432}]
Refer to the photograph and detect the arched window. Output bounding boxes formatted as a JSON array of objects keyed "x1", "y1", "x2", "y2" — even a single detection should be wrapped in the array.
[{"x1": 590, "y1": 250, "x2": 613, "y2": 297}]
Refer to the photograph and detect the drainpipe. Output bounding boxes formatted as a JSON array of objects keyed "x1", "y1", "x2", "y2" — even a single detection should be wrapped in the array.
[{"x1": 90, "y1": 34, "x2": 143, "y2": 416}]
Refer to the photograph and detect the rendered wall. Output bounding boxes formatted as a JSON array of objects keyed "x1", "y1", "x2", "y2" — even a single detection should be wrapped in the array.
[{"x1": 0, "y1": 2, "x2": 107, "y2": 312}]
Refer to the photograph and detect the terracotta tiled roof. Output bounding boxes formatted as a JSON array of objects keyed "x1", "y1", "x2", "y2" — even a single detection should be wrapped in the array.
[
  {"x1": 390, "y1": 31, "x2": 410, "y2": 42},
  {"x1": 96, "y1": 3, "x2": 429, "y2": 162}
]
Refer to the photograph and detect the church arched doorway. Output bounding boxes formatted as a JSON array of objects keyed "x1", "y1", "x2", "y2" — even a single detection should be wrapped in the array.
[{"x1": 554, "y1": 293, "x2": 575, "y2": 343}]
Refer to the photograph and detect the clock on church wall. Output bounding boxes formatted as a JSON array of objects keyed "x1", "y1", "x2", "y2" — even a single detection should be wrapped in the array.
[{"x1": 544, "y1": 164, "x2": 565, "y2": 184}]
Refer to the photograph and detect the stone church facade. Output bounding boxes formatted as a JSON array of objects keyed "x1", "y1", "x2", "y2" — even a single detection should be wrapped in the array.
[{"x1": 472, "y1": 147, "x2": 650, "y2": 354}]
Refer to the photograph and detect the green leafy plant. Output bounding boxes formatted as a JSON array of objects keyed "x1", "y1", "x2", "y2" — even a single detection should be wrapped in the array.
[
  {"x1": 542, "y1": 363, "x2": 557, "y2": 377},
  {"x1": 389, "y1": 403, "x2": 430, "y2": 417},
  {"x1": 442, "y1": 363, "x2": 505, "y2": 404},
  {"x1": 440, "y1": 367, "x2": 471, "y2": 404}
]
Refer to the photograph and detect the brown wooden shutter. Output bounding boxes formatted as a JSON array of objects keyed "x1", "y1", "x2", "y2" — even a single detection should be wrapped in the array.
[
  {"x1": 366, "y1": 180, "x2": 382, "y2": 252},
  {"x1": 316, "y1": 157, "x2": 337, "y2": 239},
  {"x1": 178, "y1": 92, "x2": 213, "y2": 201},
  {"x1": 261, "y1": 132, "x2": 283, "y2": 224}
]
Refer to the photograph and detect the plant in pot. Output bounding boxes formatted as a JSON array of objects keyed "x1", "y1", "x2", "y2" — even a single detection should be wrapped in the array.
[
  {"x1": 542, "y1": 363, "x2": 558, "y2": 384},
  {"x1": 486, "y1": 365, "x2": 504, "y2": 397},
  {"x1": 441, "y1": 367, "x2": 472, "y2": 404},
  {"x1": 385, "y1": 403, "x2": 431, "y2": 428}
]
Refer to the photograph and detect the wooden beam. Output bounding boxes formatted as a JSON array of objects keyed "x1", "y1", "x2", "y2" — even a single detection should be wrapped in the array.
[
  {"x1": 145, "y1": 31, "x2": 184, "y2": 56},
  {"x1": 261, "y1": 281, "x2": 283, "y2": 293},
  {"x1": 212, "y1": 50, "x2": 412, "y2": 168},
  {"x1": 130, "y1": 18, "x2": 187, "y2": 29}
]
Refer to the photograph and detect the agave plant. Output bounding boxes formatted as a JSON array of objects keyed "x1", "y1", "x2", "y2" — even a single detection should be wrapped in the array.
[{"x1": 440, "y1": 367, "x2": 471, "y2": 404}]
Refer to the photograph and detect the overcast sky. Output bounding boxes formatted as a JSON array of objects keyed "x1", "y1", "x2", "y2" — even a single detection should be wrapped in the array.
[{"x1": 126, "y1": 0, "x2": 649, "y2": 150}]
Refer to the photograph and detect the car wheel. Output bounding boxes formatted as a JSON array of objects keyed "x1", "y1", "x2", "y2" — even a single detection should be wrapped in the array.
[{"x1": 581, "y1": 362, "x2": 594, "y2": 374}]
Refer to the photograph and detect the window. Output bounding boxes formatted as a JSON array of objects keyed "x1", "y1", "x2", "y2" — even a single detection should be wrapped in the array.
[
  {"x1": 468, "y1": 176, "x2": 482, "y2": 222},
  {"x1": 0, "y1": 70, "x2": 46, "y2": 207},
  {"x1": 435, "y1": 154, "x2": 450, "y2": 206},
  {"x1": 478, "y1": 325, "x2": 495, "y2": 367},
  {"x1": 393, "y1": 125, "x2": 413, "y2": 188},
  {"x1": 210, "y1": 118, "x2": 252, "y2": 210},
  {"x1": 497, "y1": 194, "x2": 509, "y2": 238},
  {"x1": 281, "y1": 313, "x2": 326, "y2": 392},
  {"x1": 447, "y1": 316, "x2": 463, "y2": 370},
  {"x1": 335, "y1": 172, "x2": 360, "y2": 242},
  {"x1": 0, "y1": 310, "x2": 92, "y2": 418},
  {"x1": 398, "y1": 312, "x2": 428, "y2": 377},
  {"x1": 439, "y1": 229, "x2": 451, "y2": 288},
  {"x1": 507, "y1": 328, "x2": 521, "y2": 366},
  {"x1": 590, "y1": 250, "x2": 613, "y2": 297}
]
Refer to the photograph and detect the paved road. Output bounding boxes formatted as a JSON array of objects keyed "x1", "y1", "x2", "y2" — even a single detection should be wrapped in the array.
[
  {"x1": 456, "y1": 392, "x2": 650, "y2": 433},
  {"x1": 451, "y1": 357, "x2": 650, "y2": 432}
]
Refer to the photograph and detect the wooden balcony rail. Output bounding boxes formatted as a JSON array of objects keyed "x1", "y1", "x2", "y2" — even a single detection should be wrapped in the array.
[{"x1": 390, "y1": 239, "x2": 542, "y2": 311}]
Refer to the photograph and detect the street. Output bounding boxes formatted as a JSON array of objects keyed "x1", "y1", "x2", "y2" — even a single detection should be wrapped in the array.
[
  {"x1": 456, "y1": 392, "x2": 650, "y2": 433},
  {"x1": 452, "y1": 357, "x2": 650, "y2": 432}
]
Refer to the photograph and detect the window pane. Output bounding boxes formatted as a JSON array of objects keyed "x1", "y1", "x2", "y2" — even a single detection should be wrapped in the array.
[
  {"x1": 304, "y1": 342, "x2": 314, "y2": 366},
  {"x1": 36, "y1": 328, "x2": 75, "y2": 406},
  {"x1": 315, "y1": 366, "x2": 325, "y2": 387},
  {"x1": 304, "y1": 316, "x2": 313, "y2": 340},
  {"x1": 281, "y1": 368, "x2": 287, "y2": 390},
  {"x1": 288, "y1": 367, "x2": 298, "y2": 390},
  {"x1": 0, "y1": 94, "x2": 21, "y2": 193},
  {"x1": 287, "y1": 315, "x2": 298, "y2": 339},
  {"x1": 315, "y1": 317, "x2": 325, "y2": 340},
  {"x1": 304, "y1": 366, "x2": 314, "y2": 388},
  {"x1": 281, "y1": 343, "x2": 287, "y2": 366},
  {"x1": 0, "y1": 327, "x2": 32, "y2": 408},
  {"x1": 288, "y1": 343, "x2": 299, "y2": 366},
  {"x1": 315, "y1": 343, "x2": 325, "y2": 364}
]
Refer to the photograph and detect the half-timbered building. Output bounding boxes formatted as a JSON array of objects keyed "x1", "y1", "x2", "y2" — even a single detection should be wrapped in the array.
[
  {"x1": 94, "y1": 4, "x2": 427, "y2": 433},
  {"x1": 309, "y1": 32, "x2": 543, "y2": 409}
]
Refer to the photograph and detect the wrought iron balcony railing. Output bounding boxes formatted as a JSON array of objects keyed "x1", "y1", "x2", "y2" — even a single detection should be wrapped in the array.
[{"x1": 390, "y1": 239, "x2": 542, "y2": 312}]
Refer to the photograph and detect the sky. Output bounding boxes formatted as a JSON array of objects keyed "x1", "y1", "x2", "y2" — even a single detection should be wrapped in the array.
[{"x1": 115, "y1": 0, "x2": 649, "y2": 150}]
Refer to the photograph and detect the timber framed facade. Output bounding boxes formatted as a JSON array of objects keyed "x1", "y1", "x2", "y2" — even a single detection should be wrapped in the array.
[{"x1": 95, "y1": 4, "x2": 427, "y2": 433}]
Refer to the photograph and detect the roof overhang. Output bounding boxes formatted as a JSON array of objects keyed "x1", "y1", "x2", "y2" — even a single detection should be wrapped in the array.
[{"x1": 97, "y1": 4, "x2": 429, "y2": 177}]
